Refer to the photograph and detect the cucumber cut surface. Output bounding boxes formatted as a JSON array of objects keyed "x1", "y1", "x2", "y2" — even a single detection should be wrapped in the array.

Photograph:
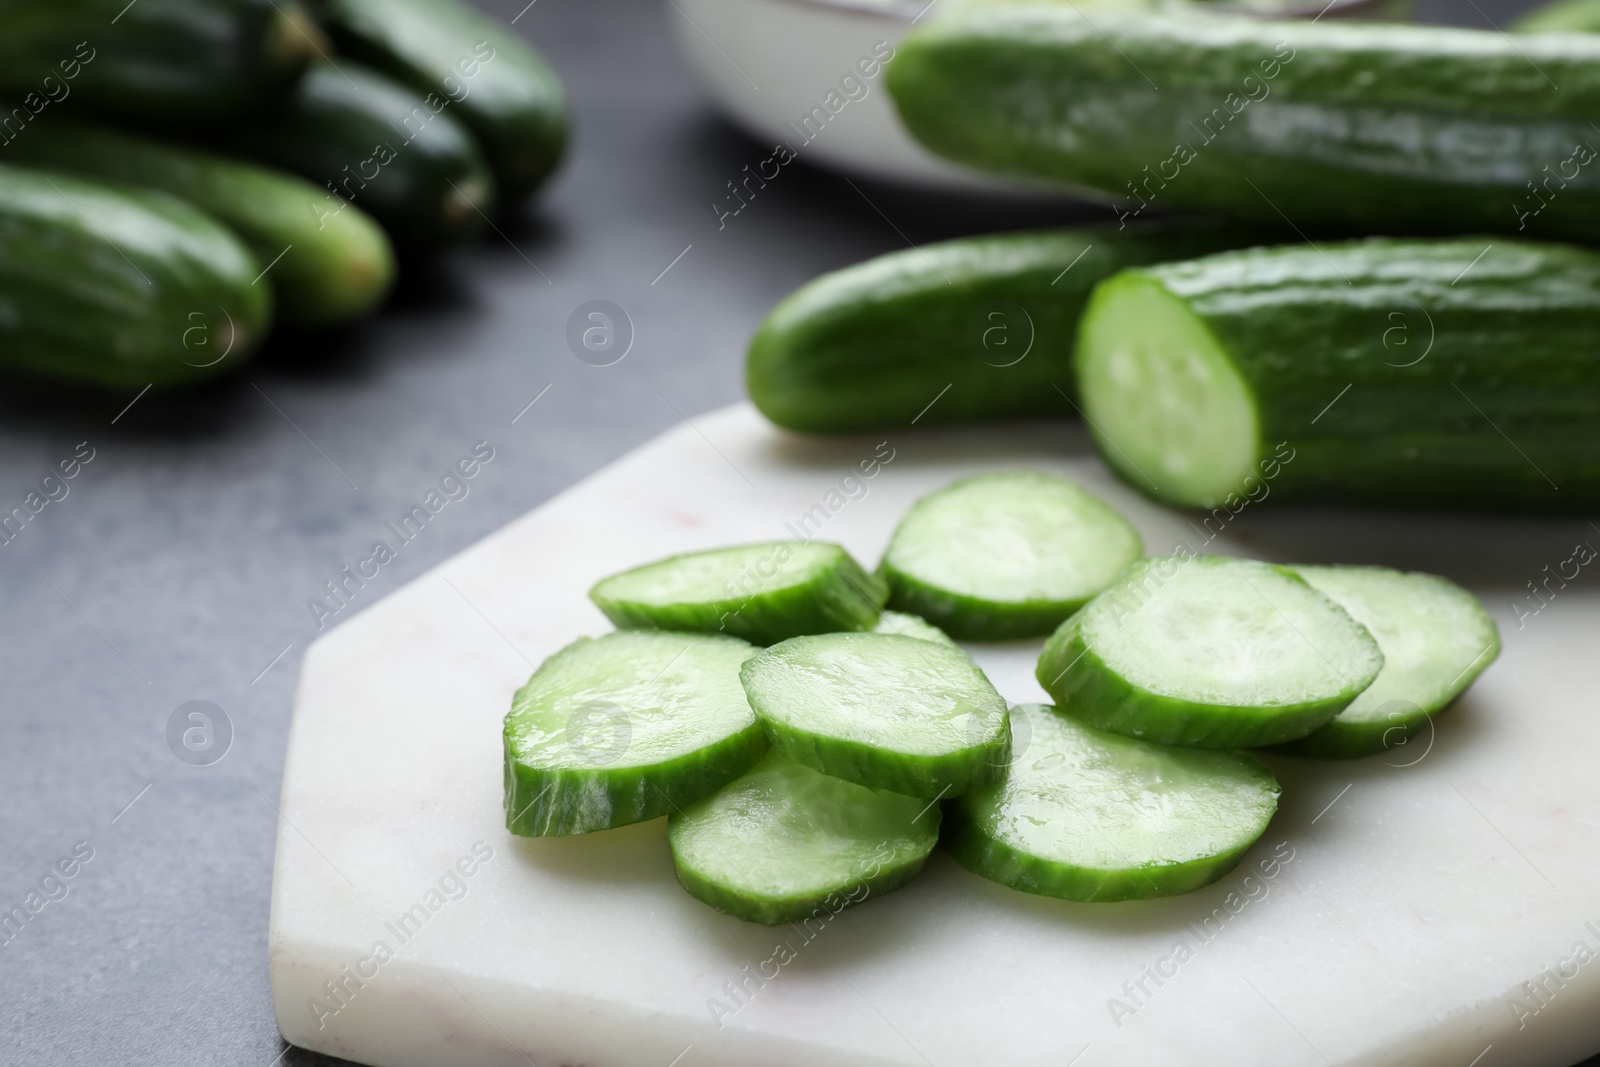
[
  {"x1": 880, "y1": 471, "x2": 1143, "y2": 640},
  {"x1": 742, "y1": 632, "x2": 1010, "y2": 798},
  {"x1": 668, "y1": 752, "x2": 940, "y2": 925},
  {"x1": 590, "y1": 541, "x2": 887, "y2": 646},
  {"x1": 874, "y1": 610, "x2": 958, "y2": 647},
  {"x1": 1274, "y1": 566, "x2": 1501, "y2": 759},
  {"x1": 1037, "y1": 555, "x2": 1383, "y2": 748},
  {"x1": 1076, "y1": 274, "x2": 1259, "y2": 510},
  {"x1": 944, "y1": 705, "x2": 1280, "y2": 902},
  {"x1": 503, "y1": 631, "x2": 767, "y2": 837}
]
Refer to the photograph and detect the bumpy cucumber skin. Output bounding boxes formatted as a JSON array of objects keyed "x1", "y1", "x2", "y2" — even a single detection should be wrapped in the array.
[
  {"x1": 7, "y1": 121, "x2": 394, "y2": 327},
  {"x1": 231, "y1": 61, "x2": 496, "y2": 246},
  {"x1": 671, "y1": 840, "x2": 934, "y2": 926},
  {"x1": 1270, "y1": 566, "x2": 1501, "y2": 759},
  {"x1": 1084, "y1": 238, "x2": 1600, "y2": 509},
  {"x1": 1037, "y1": 558, "x2": 1381, "y2": 748},
  {"x1": 879, "y1": 471, "x2": 1144, "y2": 641},
  {"x1": 504, "y1": 722, "x2": 768, "y2": 837},
  {"x1": 754, "y1": 714, "x2": 1006, "y2": 799},
  {"x1": 889, "y1": 7, "x2": 1600, "y2": 241},
  {"x1": 592, "y1": 546, "x2": 888, "y2": 647},
  {"x1": 746, "y1": 225, "x2": 1267, "y2": 434},
  {"x1": 0, "y1": 164, "x2": 270, "y2": 390},
  {"x1": 942, "y1": 806, "x2": 1259, "y2": 903},
  {"x1": 314, "y1": 0, "x2": 567, "y2": 200},
  {"x1": 0, "y1": 0, "x2": 319, "y2": 122},
  {"x1": 1514, "y1": 0, "x2": 1600, "y2": 32}
]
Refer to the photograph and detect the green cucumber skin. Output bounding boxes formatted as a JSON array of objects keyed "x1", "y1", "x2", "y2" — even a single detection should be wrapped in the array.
[
  {"x1": 889, "y1": 8, "x2": 1600, "y2": 241},
  {"x1": 5, "y1": 121, "x2": 395, "y2": 327},
  {"x1": 1514, "y1": 0, "x2": 1600, "y2": 33},
  {"x1": 671, "y1": 848, "x2": 932, "y2": 926},
  {"x1": 0, "y1": 0, "x2": 316, "y2": 123},
  {"x1": 756, "y1": 714, "x2": 1007, "y2": 800},
  {"x1": 746, "y1": 225, "x2": 1266, "y2": 434},
  {"x1": 314, "y1": 0, "x2": 567, "y2": 200},
  {"x1": 593, "y1": 552, "x2": 888, "y2": 647},
  {"x1": 503, "y1": 721, "x2": 769, "y2": 838},
  {"x1": 882, "y1": 565, "x2": 1082, "y2": 642},
  {"x1": 0, "y1": 164, "x2": 270, "y2": 390},
  {"x1": 1039, "y1": 615, "x2": 1348, "y2": 748},
  {"x1": 1087, "y1": 238, "x2": 1600, "y2": 509},
  {"x1": 230, "y1": 61, "x2": 496, "y2": 246},
  {"x1": 941, "y1": 803, "x2": 1257, "y2": 903}
]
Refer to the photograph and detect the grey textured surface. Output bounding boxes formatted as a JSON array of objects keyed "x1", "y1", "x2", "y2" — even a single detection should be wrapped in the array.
[{"x1": 0, "y1": 0, "x2": 1581, "y2": 1064}]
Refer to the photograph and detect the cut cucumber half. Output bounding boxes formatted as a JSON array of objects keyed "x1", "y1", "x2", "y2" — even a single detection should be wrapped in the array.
[
  {"x1": 668, "y1": 752, "x2": 940, "y2": 925},
  {"x1": 1076, "y1": 273, "x2": 1260, "y2": 510},
  {"x1": 1037, "y1": 555, "x2": 1384, "y2": 748},
  {"x1": 944, "y1": 704, "x2": 1280, "y2": 902},
  {"x1": 873, "y1": 610, "x2": 958, "y2": 647},
  {"x1": 590, "y1": 541, "x2": 887, "y2": 646},
  {"x1": 503, "y1": 631, "x2": 767, "y2": 836},
  {"x1": 1273, "y1": 566, "x2": 1501, "y2": 759},
  {"x1": 742, "y1": 632, "x2": 1010, "y2": 798},
  {"x1": 880, "y1": 471, "x2": 1143, "y2": 640}
]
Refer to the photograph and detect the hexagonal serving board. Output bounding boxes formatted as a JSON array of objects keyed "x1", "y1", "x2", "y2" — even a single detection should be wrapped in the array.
[{"x1": 271, "y1": 403, "x2": 1600, "y2": 1067}]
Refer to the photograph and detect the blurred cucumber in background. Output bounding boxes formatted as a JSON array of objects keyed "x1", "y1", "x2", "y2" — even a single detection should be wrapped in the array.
[
  {"x1": 1514, "y1": 0, "x2": 1600, "y2": 30},
  {"x1": 314, "y1": 0, "x2": 567, "y2": 200},
  {"x1": 0, "y1": 0, "x2": 567, "y2": 391},
  {"x1": 5, "y1": 121, "x2": 396, "y2": 327},
  {"x1": 228, "y1": 60, "x2": 498, "y2": 247},
  {"x1": 0, "y1": 0, "x2": 322, "y2": 122},
  {"x1": 0, "y1": 165, "x2": 272, "y2": 390}
]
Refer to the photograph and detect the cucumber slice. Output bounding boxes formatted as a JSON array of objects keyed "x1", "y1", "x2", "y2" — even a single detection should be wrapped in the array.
[
  {"x1": 873, "y1": 610, "x2": 958, "y2": 647},
  {"x1": 741, "y1": 632, "x2": 1010, "y2": 798},
  {"x1": 1037, "y1": 555, "x2": 1383, "y2": 748},
  {"x1": 1273, "y1": 566, "x2": 1501, "y2": 759},
  {"x1": 880, "y1": 471, "x2": 1143, "y2": 640},
  {"x1": 944, "y1": 704, "x2": 1280, "y2": 902},
  {"x1": 668, "y1": 752, "x2": 940, "y2": 925},
  {"x1": 590, "y1": 541, "x2": 887, "y2": 646},
  {"x1": 503, "y1": 631, "x2": 767, "y2": 836}
]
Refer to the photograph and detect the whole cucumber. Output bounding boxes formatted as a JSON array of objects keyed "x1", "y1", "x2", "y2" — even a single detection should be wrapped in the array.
[
  {"x1": 313, "y1": 0, "x2": 567, "y2": 200},
  {"x1": 1073, "y1": 238, "x2": 1600, "y2": 511},
  {"x1": 0, "y1": 0, "x2": 322, "y2": 123},
  {"x1": 229, "y1": 60, "x2": 496, "y2": 246},
  {"x1": 1513, "y1": 0, "x2": 1600, "y2": 32},
  {"x1": 889, "y1": 7, "x2": 1600, "y2": 242},
  {"x1": 747, "y1": 224, "x2": 1271, "y2": 433},
  {"x1": 0, "y1": 164, "x2": 271, "y2": 390},
  {"x1": 5, "y1": 121, "x2": 394, "y2": 327}
]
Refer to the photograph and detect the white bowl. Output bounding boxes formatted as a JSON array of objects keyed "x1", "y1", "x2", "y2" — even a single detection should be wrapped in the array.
[{"x1": 667, "y1": 0, "x2": 1406, "y2": 192}]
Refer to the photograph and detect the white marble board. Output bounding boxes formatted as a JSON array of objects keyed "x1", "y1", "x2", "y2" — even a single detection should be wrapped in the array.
[{"x1": 269, "y1": 403, "x2": 1600, "y2": 1067}]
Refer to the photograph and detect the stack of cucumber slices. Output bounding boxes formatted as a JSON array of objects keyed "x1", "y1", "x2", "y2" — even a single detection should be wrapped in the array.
[{"x1": 502, "y1": 471, "x2": 1500, "y2": 925}]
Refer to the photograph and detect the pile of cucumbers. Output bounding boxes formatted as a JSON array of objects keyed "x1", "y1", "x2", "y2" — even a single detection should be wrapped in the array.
[
  {"x1": 0, "y1": 0, "x2": 565, "y2": 391},
  {"x1": 749, "y1": 0, "x2": 1600, "y2": 512},
  {"x1": 503, "y1": 472, "x2": 1499, "y2": 923}
]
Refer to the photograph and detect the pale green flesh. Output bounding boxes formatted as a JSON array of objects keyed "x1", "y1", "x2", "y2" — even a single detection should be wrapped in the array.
[
  {"x1": 742, "y1": 633, "x2": 1006, "y2": 756},
  {"x1": 505, "y1": 631, "x2": 757, "y2": 770},
  {"x1": 1293, "y1": 565, "x2": 1500, "y2": 724},
  {"x1": 883, "y1": 471, "x2": 1143, "y2": 604},
  {"x1": 670, "y1": 753, "x2": 936, "y2": 901},
  {"x1": 1077, "y1": 274, "x2": 1259, "y2": 508},
  {"x1": 963, "y1": 706, "x2": 1279, "y2": 870},
  {"x1": 593, "y1": 541, "x2": 844, "y2": 606},
  {"x1": 873, "y1": 610, "x2": 958, "y2": 646},
  {"x1": 1084, "y1": 556, "x2": 1384, "y2": 708}
]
